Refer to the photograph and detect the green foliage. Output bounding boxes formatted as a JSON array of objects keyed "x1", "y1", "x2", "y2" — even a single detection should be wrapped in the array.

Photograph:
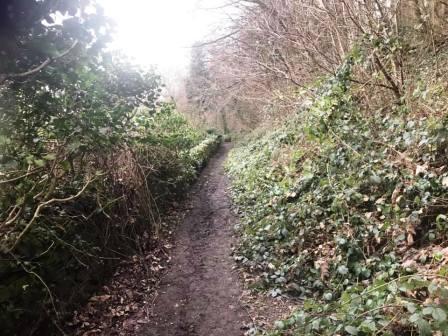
[
  {"x1": 0, "y1": 0, "x2": 111, "y2": 76},
  {"x1": 226, "y1": 57, "x2": 448, "y2": 335},
  {"x1": 141, "y1": 103, "x2": 205, "y2": 150},
  {"x1": 267, "y1": 275, "x2": 448, "y2": 336},
  {"x1": 189, "y1": 135, "x2": 222, "y2": 169},
  {"x1": 0, "y1": 97, "x2": 215, "y2": 333},
  {"x1": 0, "y1": 1, "x2": 221, "y2": 333}
]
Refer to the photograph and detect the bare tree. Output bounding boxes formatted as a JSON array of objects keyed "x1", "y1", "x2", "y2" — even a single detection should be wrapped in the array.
[{"x1": 183, "y1": 0, "x2": 447, "y2": 130}]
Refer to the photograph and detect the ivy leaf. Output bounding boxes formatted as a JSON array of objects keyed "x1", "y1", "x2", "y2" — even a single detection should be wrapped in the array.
[
  {"x1": 405, "y1": 302, "x2": 417, "y2": 313},
  {"x1": 432, "y1": 308, "x2": 447, "y2": 322},
  {"x1": 43, "y1": 153, "x2": 56, "y2": 161},
  {"x1": 344, "y1": 326, "x2": 359, "y2": 335},
  {"x1": 338, "y1": 265, "x2": 349, "y2": 275},
  {"x1": 60, "y1": 160, "x2": 71, "y2": 172},
  {"x1": 68, "y1": 141, "x2": 82, "y2": 152},
  {"x1": 422, "y1": 306, "x2": 434, "y2": 315},
  {"x1": 369, "y1": 175, "x2": 381, "y2": 185},
  {"x1": 274, "y1": 320, "x2": 286, "y2": 330},
  {"x1": 442, "y1": 176, "x2": 448, "y2": 187},
  {"x1": 323, "y1": 292, "x2": 333, "y2": 301},
  {"x1": 360, "y1": 320, "x2": 376, "y2": 332},
  {"x1": 416, "y1": 319, "x2": 432, "y2": 336},
  {"x1": 428, "y1": 282, "x2": 438, "y2": 294},
  {"x1": 34, "y1": 159, "x2": 46, "y2": 167},
  {"x1": 409, "y1": 313, "x2": 421, "y2": 323}
]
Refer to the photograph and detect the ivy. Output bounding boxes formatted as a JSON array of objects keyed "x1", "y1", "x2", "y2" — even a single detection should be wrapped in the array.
[{"x1": 226, "y1": 55, "x2": 448, "y2": 335}]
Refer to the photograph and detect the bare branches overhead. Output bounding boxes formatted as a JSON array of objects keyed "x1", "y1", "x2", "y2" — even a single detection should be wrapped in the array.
[{"x1": 184, "y1": 0, "x2": 447, "y2": 130}]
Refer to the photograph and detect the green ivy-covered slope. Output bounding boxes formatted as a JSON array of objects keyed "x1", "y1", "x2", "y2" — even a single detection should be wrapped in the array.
[{"x1": 226, "y1": 54, "x2": 448, "y2": 335}]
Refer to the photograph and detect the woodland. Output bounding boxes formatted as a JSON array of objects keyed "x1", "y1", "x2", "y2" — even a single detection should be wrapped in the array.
[
  {"x1": 0, "y1": 1, "x2": 220, "y2": 334},
  {"x1": 1, "y1": 0, "x2": 448, "y2": 335},
  {"x1": 187, "y1": 0, "x2": 448, "y2": 335}
]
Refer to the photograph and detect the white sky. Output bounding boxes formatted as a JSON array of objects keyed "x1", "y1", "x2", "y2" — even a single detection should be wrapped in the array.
[{"x1": 98, "y1": 0, "x2": 228, "y2": 75}]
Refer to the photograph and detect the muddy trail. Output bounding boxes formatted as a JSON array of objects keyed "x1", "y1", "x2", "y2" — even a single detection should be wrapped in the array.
[
  {"x1": 69, "y1": 144, "x2": 290, "y2": 336},
  {"x1": 141, "y1": 143, "x2": 249, "y2": 335}
]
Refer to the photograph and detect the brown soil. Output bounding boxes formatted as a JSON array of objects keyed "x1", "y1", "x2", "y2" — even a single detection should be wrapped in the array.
[{"x1": 141, "y1": 143, "x2": 249, "y2": 336}]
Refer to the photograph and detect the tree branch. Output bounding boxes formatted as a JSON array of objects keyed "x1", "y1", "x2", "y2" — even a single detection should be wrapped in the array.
[
  {"x1": 0, "y1": 40, "x2": 79, "y2": 84},
  {"x1": 192, "y1": 32, "x2": 239, "y2": 48},
  {"x1": 7, "y1": 176, "x2": 94, "y2": 252}
]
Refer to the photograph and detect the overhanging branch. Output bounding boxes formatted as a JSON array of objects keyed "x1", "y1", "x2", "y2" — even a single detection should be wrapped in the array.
[{"x1": 0, "y1": 40, "x2": 79, "y2": 85}]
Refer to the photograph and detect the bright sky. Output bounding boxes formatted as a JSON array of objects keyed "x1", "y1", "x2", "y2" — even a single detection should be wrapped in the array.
[{"x1": 98, "y1": 0, "x2": 227, "y2": 74}]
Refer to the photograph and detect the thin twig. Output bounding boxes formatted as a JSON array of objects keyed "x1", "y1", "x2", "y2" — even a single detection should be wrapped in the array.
[
  {"x1": 0, "y1": 40, "x2": 79, "y2": 84},
  {"x1": 7, "y1": 177, "x2": 95, "y2": 252}
]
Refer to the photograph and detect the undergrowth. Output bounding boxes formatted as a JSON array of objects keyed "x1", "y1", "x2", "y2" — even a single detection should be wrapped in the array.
[
  {"x1": 0, "y1": 99, "x2": 220, "y2": 334},
  {"x1": 226, "y1": 50, "x2": 448, "y2": 335}
]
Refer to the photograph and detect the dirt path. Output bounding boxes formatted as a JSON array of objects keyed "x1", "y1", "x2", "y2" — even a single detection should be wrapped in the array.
[{"x1": 141, "y1": 143, "x2": 249, "y2": 336}]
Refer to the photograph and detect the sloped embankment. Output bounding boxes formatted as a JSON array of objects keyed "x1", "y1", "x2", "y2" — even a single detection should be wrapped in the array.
[{"x1": 226, "y1": 54, "x2": 448, "y2": 335}]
